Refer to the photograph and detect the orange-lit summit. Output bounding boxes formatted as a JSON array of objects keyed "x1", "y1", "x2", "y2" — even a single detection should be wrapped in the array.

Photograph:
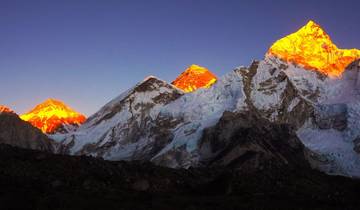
[
  {"x1": 20, "y1": 99, "x2": 86, "y2": 134},
  {"x1": 268, "y1": 20, "x2": 360, "y2": 77},
  {"x1": 172, "y1": 64, "x2": 217, "y2": 92}
]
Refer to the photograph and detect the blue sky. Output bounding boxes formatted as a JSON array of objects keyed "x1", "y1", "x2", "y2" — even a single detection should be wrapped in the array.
[{"x1": 1, "y1": 0, "x2": 359, "y2": 116}]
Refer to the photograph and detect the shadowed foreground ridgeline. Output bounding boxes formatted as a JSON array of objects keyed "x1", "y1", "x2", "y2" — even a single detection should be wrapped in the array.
[
  {"x1": 0, "y1": 143, "x2": 360, "y2": 210},
  {"x1": 1, "y1": 111, "x2": 360, "y2": 209}
]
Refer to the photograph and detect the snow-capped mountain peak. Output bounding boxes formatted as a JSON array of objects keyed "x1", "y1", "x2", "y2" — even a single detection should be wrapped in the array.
[
  {"x1": 58, "y1": 76, "x2": 184, "y2": 160},
  {"x1": 172, "y1": 64, "x2": 217, "y2": 93},
  {"x1": 267, "y1": 20, "x2": 360, "y2": 77},
  {"x1": 20, "y1": 99, "x2": 86, "y2": 134}
]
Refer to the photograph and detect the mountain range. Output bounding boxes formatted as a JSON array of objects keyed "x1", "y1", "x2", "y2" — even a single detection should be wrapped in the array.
[{"x1": 2, "y1": 20, "x2": 360, "y2": 179}]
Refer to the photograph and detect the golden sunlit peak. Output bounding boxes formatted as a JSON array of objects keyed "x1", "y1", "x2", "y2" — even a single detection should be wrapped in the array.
[
  {"x1": 0, "y1": 105, "x2": 14, "y2": 114},
  {"x1": 171, "y1": 64, "x2": 217, "y2": 93},
  {"x1": 20, "y1": 98, "x2": 86, "y2": 134},
  {"x1": 268, "y1": 20, "x2": 360, "y2": 77}
]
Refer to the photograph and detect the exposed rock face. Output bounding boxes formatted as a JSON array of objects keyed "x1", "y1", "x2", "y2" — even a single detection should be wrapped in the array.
[
  {"x1": 314, "y1": 104, "x2": 347, "y2": 131},
  {"x1": 240, "y1": 59, "x2": 315, "y2": 129},
  {"x1": 0, "y1": 112, "x2": 55, "y2": 152},
  {"x1": 198, "y1": 111, "x2": 310, "y2": 171}
]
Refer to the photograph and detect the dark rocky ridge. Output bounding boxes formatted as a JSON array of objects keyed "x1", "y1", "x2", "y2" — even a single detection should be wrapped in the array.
[
  {"x1": 353, "y1": 137, "x2": 360, "y2": 154},
  {"x1": 199, "y1": 111, "x2": 310, "y2": 171},
  {"x1": 0, "y1": 112, "x2": 55, "y2": 152},
  {"x1": 1, "y1": 111, "x2": 360, "y2": 209}
]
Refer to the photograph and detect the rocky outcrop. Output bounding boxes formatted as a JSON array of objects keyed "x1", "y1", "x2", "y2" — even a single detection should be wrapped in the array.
[
  {"x1": 0, "y1": 112, "x2": 55, "y2": 152},
  {"x1": 242, "y1": 58, "x2": 315, "y2": 129},
  {"x1": 314, "y1": 104, "x2": 347, "y2": 131},
  {"x1": 353, "y1": 137, "x2": 360, "y2": 154},
  {"x1": 198, "y1": 111, "x2": 310, "y2": 171}
]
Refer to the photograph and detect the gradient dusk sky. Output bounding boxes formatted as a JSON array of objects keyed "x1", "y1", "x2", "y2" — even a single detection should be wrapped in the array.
[{"x1": 1, "y1": 0, "x2": 359, "y2": 116}]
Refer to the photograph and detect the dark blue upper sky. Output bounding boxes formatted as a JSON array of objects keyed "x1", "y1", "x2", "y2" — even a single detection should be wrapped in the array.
[{"x1": 1, "y1": 0, "x2": 359, "y2": 115}]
